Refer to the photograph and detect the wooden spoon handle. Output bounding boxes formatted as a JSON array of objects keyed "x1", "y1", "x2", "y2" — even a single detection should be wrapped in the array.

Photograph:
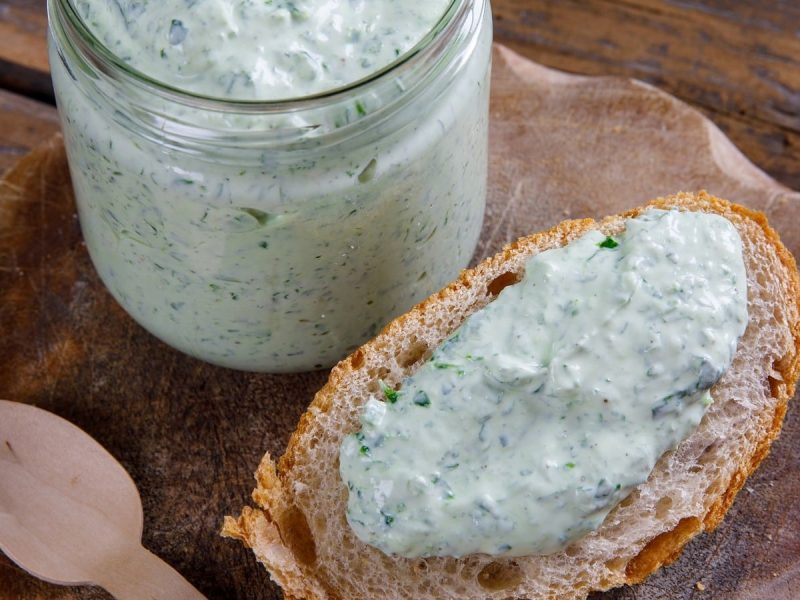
[{"x1": 94, "y1": 545, "x2": 206, "y2": 600}]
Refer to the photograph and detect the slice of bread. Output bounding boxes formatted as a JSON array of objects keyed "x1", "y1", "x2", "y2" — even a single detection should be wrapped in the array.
[{"x1": 223, "y1": 191, "x2": 800, "y2": 600}]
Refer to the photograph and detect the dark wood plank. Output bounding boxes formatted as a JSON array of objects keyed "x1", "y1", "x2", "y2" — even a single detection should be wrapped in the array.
[
  {"x1": 0, "y1": 0, "x2": 52, "y2": 101},
  {"x1": 0, "y1": 88, "x2": 59, "y2": 177},
  {"x1": 0, "y1": 0, "x2": 47, "y2": 72},
  {"x1": 494, "y1": 0, "x2": 800, "y2": 126},
  {"x1": 492, "y1": 0, "x2": 800, "y2": 189},
  {"x1": 701, "y1": 107, "x2": 800, "y2": 193}
]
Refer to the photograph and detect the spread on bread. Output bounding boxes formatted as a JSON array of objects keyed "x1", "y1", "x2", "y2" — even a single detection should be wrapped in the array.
[{"x1": 340, "y1": 209, "x2": 748, "y2": 558}]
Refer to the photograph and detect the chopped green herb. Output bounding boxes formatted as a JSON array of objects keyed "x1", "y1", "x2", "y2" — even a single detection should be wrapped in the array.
[
  {"x1": 413, "y1": 390, "x2": 431, "y2": 407},
  {"x1": 379, "y1": 380, "x2": 398, "y2": 403},
  {"x1": 358, "y1": 158, "x2": 377, "y2": 184},
  {"x1": 241, "y1": 207, "x2": 270, "y2": 226},
  {"x1": 355, "y1": 100, "x2": 367, "y2": 116},
  {"x1": 433, "y1": 362, "x2": 455, "y2": 369},
  {"x1": 598, "y1": 237, "x2": 619, "y2": 249},
  {"x1": 383, "y1": 513, "x2": 394, "y2": 525},
  {"x1": 565, "y1": 462, "x2": 576, "y2": 469},
  {"x1": 359, "y1": 445, "x2": 370, "y2": 456},
  {"x1": 287, "y1": 1, "x2": 308, "y2": 21}
]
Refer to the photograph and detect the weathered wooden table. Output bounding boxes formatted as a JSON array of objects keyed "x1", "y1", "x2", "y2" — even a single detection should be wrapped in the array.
[{"x1": 1, "y1": 2, "x2": 799, "y2": 599}]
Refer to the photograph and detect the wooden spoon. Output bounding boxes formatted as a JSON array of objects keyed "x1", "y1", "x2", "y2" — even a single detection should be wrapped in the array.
[{"x1": 0, "y1": 400, "x2": 205, "y2": 599}]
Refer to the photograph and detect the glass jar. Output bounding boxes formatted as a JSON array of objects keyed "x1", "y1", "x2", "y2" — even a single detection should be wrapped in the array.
[{"x1": 47, "y1": 0, "x2": 492, "y2": 372}]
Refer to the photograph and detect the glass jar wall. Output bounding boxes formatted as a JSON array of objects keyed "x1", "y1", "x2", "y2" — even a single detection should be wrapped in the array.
[{"x1": 47, "y1": 0, "x2": 492, "y2": 372}]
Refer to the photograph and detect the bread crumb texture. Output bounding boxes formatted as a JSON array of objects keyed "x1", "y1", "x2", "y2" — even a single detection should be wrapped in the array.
[{"x1": 222, "y1": 192, "x2": 800, "y2": 600}]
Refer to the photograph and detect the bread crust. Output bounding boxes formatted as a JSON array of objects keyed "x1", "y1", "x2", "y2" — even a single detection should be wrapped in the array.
[{"x1": 223, "y1": 192, "x2": 800, "y2": 599}]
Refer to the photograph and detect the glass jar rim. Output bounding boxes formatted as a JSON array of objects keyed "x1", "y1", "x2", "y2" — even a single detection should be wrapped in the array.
[{"x1": 52, "y1": 0, "x2": 466, "y2": 113}]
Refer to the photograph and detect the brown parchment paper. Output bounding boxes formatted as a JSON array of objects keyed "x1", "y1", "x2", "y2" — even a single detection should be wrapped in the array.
[{"x1": 1, "y1": 45, "x2": 798, "y2": 599}]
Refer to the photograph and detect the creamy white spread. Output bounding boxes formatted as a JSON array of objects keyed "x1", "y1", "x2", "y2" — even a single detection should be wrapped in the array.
[
  {"x1": 52, "y1": 0, "x2": 491, "y2": 370},
  {"x1": 340, "y1": 209, "x2": 748, "y2": 557},
  {"x1": 73, "y1": 0, "x2": 452, "y2": 99}
]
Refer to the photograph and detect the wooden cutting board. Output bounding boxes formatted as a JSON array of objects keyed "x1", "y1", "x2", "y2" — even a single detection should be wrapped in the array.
[{"x1": 1, "y1": 45, "x2": 798, "y2": 599}]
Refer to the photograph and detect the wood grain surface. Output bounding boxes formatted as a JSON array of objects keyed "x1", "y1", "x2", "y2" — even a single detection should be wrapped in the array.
[
  {"x1": 0, "y1": 89, "x2": 59, "y2": 176},
  {"x1": 1, "y1": 2, "x2": 799, "y2": 599},
  {"x1": 1, "y1": 45, "x2": 799, "y2": 600},
  {"x1": 492, "y1": 0, "x2": 800, "y2": 191},
  {"x1": 0, "y1": 0, "x2": 50, "y2": 102}
]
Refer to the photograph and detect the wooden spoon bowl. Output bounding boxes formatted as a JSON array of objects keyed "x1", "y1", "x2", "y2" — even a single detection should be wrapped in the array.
[{"x1": 0, "y1": 400, "x2": 205, "y2": 599}]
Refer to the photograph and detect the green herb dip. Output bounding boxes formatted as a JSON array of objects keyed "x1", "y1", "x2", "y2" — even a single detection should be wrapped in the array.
[
  {"x1": 72, "y1": 0, "x2": 453, "y2": 99},
  {"x1": 340, "y1": 209, "x2": 748, "y2": 557},
  {"x1": 51, "y1": 0, "x2": 491, "y2": 370}
]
